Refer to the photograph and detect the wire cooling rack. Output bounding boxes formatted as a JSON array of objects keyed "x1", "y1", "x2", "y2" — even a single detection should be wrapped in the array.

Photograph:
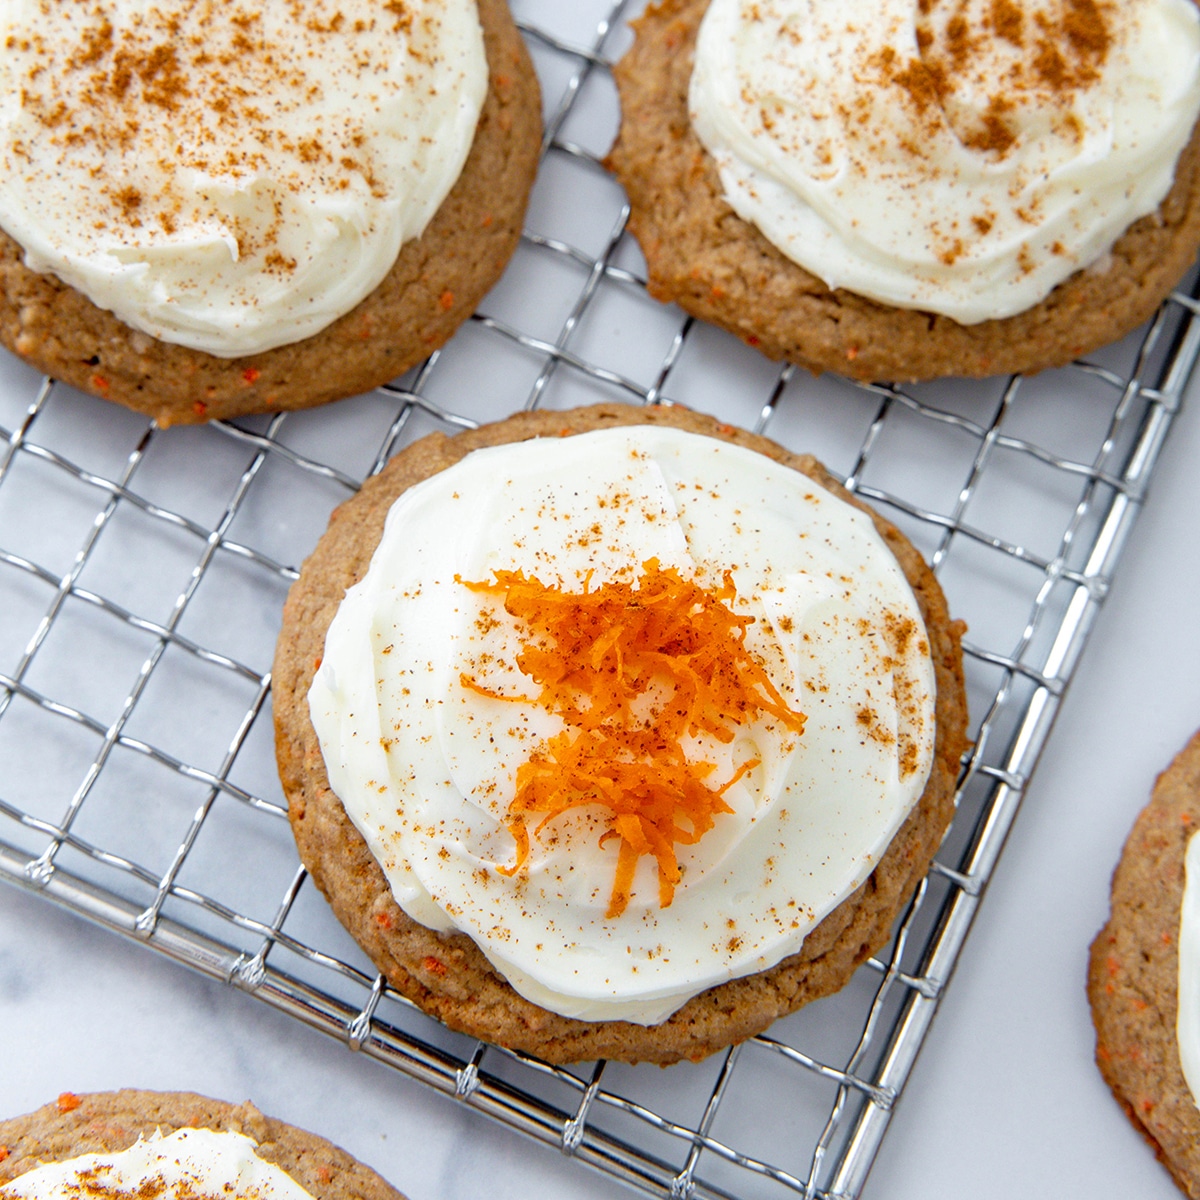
[{"x1": 2, "y1": 3, "x2": 1200, "y2": 1197}]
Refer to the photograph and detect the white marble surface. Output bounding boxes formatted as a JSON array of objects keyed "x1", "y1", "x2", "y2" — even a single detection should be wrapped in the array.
[{"x1": 0, "y1": 374, "x2": 1196, "y2": 1200}]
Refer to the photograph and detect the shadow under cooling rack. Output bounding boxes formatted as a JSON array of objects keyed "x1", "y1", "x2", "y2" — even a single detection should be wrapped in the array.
[{"x1": 2, "y1": 3, "x2": 1200, "y2": 1198}]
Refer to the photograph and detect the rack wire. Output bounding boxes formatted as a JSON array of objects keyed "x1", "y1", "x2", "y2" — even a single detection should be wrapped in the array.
[{"x1": 1, "y1": 3, "x2": 1199, "y2": 1197}]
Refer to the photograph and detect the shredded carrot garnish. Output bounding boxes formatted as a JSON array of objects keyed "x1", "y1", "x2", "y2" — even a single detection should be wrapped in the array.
[{"x1": 461, "y1": 559, "x2": 805, "y2": 917}]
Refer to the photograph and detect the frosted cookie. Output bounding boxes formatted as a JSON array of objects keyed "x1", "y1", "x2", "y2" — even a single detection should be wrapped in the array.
[
  {"x1": 0, "y1": 0, "x2": 540, "y2": 425},
  {"x1": 0, "y1": 1089, "x2": 405, "y2": 1200},
  {"x1": 1089, "y1": 728, "x2": 1200, "y2": 1196},
  {"x1": 272, "y1": 402, "x2": 969, "y2": 1065},
  {"x1": 607, "y1": 0, "x2": 1200, "y2": 382}
]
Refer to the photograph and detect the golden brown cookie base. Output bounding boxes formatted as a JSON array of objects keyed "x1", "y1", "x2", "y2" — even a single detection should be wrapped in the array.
[
  {"x1": 0, "y1": 1089, "x2": 406, "y2": 1200},
  {"x1": 607, "y1": 0, "x2": 1200, "y2": 383},
  {"x1": 1089, "y1": 729, "x2": 1200, "y2": 1198},
  {"x1": 0, "y1": 0, "x2": 541, "y2": 426},
  {"x1": 272, "y1": 401, "x2": 969, "y2": 1065}
]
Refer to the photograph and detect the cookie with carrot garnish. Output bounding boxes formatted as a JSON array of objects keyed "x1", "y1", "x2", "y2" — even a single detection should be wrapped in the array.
[{"x1": 272, "y1": 402, "x2": 969, "y2": 1064}]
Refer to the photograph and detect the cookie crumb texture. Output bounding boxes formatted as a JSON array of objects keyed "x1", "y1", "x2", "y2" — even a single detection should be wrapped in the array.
[
  {"x1": 607, "y1": 0, "x2": 1200, "y2": 383},
  {"x1": 272, "y1": 402, "x2": 970, "y2": 1065},
  {"x1": 0, "y1": 1089, "x2": 405, "y2": 1200},
  {"x1": 1089, "y1": 729, "x2": 1200, "y2": 1198},
  {"x1": 0, "y1": 0, "x2": 540, "y2": 425}
]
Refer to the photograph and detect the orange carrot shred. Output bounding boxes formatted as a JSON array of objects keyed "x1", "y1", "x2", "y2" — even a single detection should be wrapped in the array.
[
  {"x1": 462, "y1": 559, "x2": 805, "y2": 917},
  {"x1": 57, "y1": 1092, "x2": 81, "y2": 1113}
]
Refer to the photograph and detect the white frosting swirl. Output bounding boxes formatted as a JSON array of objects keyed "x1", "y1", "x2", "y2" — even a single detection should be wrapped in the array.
[
  {"x1": 1178, "y1": 829, "x2": 1200, "y2": 1105},
  {"x1": 0, "y1": 0, "x2": 487, "y2": 357},
  {"x1": 309, "y1": 426, "x2": 937, "y2": 1025},
  {"x1": 689, "y1": 0, "x2": 1200, "y2": 323},
  {"x1": 0, "y1": 1128, "x2": 316, "y2": 1200}
]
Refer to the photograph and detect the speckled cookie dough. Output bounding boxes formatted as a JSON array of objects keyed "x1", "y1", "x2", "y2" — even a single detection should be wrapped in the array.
[
  {"x1": 0, "y1": 0, "x2": 541, "y2": 425},
  {"x1": 1090, "y1": 729, "x2": 1200, "y2": 1198},
  {"x1": 0, "y1": 1089, "x2": 406, "y2": 1200},
  {"x1": 606, "y1": 0, "x2": 1200, "y2": 383},
  {"x1": 272, "y1": 402, "x2": 969, "y2": 1065}
]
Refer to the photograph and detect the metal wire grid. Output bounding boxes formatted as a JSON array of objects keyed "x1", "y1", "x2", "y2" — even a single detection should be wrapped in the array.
[{"x1": 0, "y1": 3, "x2": 1198, "y2": 1197}]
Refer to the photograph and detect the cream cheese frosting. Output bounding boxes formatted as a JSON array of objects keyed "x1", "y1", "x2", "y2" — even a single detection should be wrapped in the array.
[
  {"x1": 0, "y1": 0, "x2": 487, "y2": 357},
  {"x1": 309, "y1": 426, "x2": 937, "y2": 1025},
  {"x1": 1178, "y1": 829, "x2": 1200, "y2": 1106},
  {"x1": 688, "y1": 0, "x2": 1200, "y2": 324},
  {"x1": 0, "y1": 1128, "x2": 316, "y2": 1200}
]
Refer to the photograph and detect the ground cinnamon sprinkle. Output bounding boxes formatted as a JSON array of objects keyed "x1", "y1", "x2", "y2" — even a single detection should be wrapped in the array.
[
  {"x1": 889, "y1": 54, "x2": 951, "y2": 115},
  {"x1": 114, "y1": 187, "x2": 143, "y2": 226},
  {"x1": 460, "y1": 560, "x2": 806, "y2": 919},
  {"x1": 6, "y1": 0, "x2": 435, "y2": 257},
  {"x1": 990, "y1": 0, "x2": 1026, "y2": 44},
  {"x1": 894, "y1": 0, "x2": 1116, "y2": 153},
  {"x1": 961, "y1": 96, "x2": 1017, "y2": 154}
]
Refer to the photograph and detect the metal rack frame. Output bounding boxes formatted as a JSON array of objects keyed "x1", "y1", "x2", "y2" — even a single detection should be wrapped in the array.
[{"x1": 2, "y1": 4, "x2": 1199, "y2": 1198}]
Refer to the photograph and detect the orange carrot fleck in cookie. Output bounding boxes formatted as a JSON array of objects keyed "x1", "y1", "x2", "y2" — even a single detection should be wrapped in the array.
[
  {"x1": 422, "y1": 956, "x2": 448, "y2": 977},
  {"x1": 90, "y1": 374, "x2": 109, "y2": 392},
  {"x1": 0, "y1": 1146, "x2": 8, "y2": 1163},
  {"x1": 192, "y1": 401, "x2": 208, "y2": 418},
  {"x1": 57, "y1": 1092, "x2": 82, "y2": 1113},
  {"x1": 374, "y1": 911, "x2": 393, "y2": 930},
  {"x1": 315, "y1": 1166, "x2": 332, "y2": 1184},
  {"x1": 439, "y1": 290, "x2": 455, "y2": 311},
  {"x1": 242, "y1": 367, "x2": 261, "y2": 385},
  {"x1": 846, "y1": 346, "x2": 860, "y2": 361}
]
